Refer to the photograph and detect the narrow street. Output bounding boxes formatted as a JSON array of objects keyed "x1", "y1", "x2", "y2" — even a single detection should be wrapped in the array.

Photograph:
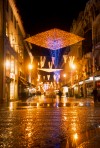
[{"x1": 0, "y1": 96, "x2": 100, "y2": 148}]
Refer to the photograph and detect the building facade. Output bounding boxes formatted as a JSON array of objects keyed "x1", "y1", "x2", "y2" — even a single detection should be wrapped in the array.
[
  {"x1": 66, "y1": 0, "x2": 100, "y2": 98},
  {"x1": 0, "y1": 0, "x2": 32, "y2": 102}
]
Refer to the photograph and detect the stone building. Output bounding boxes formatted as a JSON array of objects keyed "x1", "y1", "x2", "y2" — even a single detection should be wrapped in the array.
[
  {"x1": 0, "y1": 0, "x2": 32, "y2": 102},
  {"x1": 66, "y1": 0, "x2": 100, "y2": 97}
]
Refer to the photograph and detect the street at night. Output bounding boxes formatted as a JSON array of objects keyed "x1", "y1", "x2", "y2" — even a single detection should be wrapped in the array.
[
  {"x1": 0, "y1": 96, "x2": 100, "y2": 148},
  {"x1": 0, "y1": 0, "x2": 100, "y2": 147}
]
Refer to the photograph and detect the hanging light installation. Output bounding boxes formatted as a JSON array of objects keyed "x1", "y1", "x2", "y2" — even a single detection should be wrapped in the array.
[{"x1": 25, "y1": 28, "x2": 84, "y2": 50}]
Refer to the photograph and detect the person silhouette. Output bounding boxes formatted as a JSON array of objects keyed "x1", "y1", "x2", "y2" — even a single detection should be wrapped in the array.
[
  {"x1": 58, "y1": 90, "x2": 62, "y2": 101},
  {"x1": 92, "y1": 88, "x2": 98, "y2": 102}
]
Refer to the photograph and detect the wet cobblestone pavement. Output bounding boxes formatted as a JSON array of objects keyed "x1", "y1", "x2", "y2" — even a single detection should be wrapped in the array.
[{"x1": 0, "y1": 96, "x2": 100, "y2": 148}]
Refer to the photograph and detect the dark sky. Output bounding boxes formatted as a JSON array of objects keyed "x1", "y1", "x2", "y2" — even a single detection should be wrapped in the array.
[{"x1": 15, "y1": 0, "x2": 89, "y2": 35}]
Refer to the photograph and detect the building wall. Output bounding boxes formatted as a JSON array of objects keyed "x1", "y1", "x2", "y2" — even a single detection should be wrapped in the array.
[
  {"x1": 0, "y1": 0, "x2": 4, "y2": 101},
  {"x1": 67, "y1": 0, "x2": 100, "y2": 97},
  {"x1": 0, "y1": 0, "x2": 32, "y2": 102}
]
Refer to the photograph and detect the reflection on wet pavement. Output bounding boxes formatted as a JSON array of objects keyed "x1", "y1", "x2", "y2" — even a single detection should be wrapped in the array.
[
  {"x1": 0, "y1": 96, "x2": 100, "y2": 148},
  {"x1": 7, "y1": 95, "x2": 94, "y2": 110}
]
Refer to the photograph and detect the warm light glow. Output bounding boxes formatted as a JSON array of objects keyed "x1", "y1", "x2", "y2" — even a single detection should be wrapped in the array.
[
  {"x1": 9, "y1": 102, "x2": 14, "y2": 110},
  {"x1": 73, "y1": 133, "x2": 78, "y2": 140},
  {"x1": 63, "y1": 74, "x2": 66, "y2": 78},
  {"x1": 38, "y1": 68, "x2": 63, "y2": 72},
  {"x1": 25, "y1": 28, "x2": 84, "y2": 50},
  {"x1": 28, "y1": 64, "x2": 33, "y2": 70},
  {"x1": 6, "y1": 60, "x2": 10, "y2": 69},
  {"x1": 71, "y1": 64, "x2": 76, "y2": 70},
  {"x1": 69, "y1": 56, "x2": 76, "y2": 70}
]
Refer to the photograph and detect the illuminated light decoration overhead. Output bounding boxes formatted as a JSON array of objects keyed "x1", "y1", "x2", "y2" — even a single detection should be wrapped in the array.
[
  {"x1": 50, "y1": 49, "x2": 61, "y2": 68},
  {"x1": 69, "y1": 56, "x2": 75, "y2": 68},
  {"x1": 63, "y1": 55, "x2": 68, "y2": 63},
  {"x1": 40, "y1": 56, "x2": 46, "y2": 68},
  {"x1": 53, "y1": 71, "x2": 60, "y2": 82},
  {"x1": 48, "y1": 62, "x2": 53, "y2": 68},
  {"x1": 25, "y1": 28, "x2": 84, "y2": 50},
  {"x1": 38, "y1": 68, "x2": 63, "y2": 72},
  {"x1": 51, "y1": 57, "x2": 55, "y2": 65},
  {"x1": 47, "y1": 75, "x2": 50, "y2": 80}
]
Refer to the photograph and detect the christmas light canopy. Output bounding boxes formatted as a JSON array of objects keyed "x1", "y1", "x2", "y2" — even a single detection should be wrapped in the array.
[
  {"x1": 25, "y1": 28, "x2": 84, "y2": 50},
  {"x1": 38, "y1": 68, "x2": 63, "y2": 72}
]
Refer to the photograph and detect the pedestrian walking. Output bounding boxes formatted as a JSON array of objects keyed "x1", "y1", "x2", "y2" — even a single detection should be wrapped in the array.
[
  {"x1": 92, "y1": 88, "x2": 98, "y2": 102},
  {"x1": 58, "y1": 90, "x2": 62, "y2": 101}
]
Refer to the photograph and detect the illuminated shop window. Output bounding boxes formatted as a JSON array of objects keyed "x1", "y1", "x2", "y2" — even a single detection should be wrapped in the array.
[{"x1": 5, "y1": 53, "x2": 10, "y2": 76}]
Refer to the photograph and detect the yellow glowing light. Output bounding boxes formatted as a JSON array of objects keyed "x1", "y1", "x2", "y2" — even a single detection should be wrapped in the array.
[
  {"x1": 38, "y1": 68, "x2": 63, "y2": 72},
  {"x1": 73, "y1": 133, "x2": 78, "y2": 140},
  {"x1": 25, "y1": 28, "x2": 84, "y2": 50},
  {"x1": 28, "y1": 64, "x2": 33, "y2": 70},
  {"x1": 63, "y1": 74, "x2": 66, "y2": 77},
  {"x1": 71, "y1": 64, "x2": 76, "y2": 70},
  {"x1": 6, "y1": 60, "x2": 10, "y2": 69},
  {"x1": 9, "y1": 102, "x2": 14, "y2": 110},
  {"x1": 47, "y1": 104, "x2": 50, "y2": 107},
  {"x1": 37, "y1": 103, "x2": 39, "y2": 107}
]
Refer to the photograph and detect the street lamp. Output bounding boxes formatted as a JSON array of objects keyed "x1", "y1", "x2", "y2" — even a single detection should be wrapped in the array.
[{"x1": 28, "y1": 64, "x2": 33, "y2": 70}]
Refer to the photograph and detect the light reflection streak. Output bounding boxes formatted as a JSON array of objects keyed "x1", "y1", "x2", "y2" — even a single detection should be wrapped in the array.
[
  {"x1": 9, "y1": 102, "x2": 17, "y2": 110},
  {"x1": 9, "y1": 102, "x2": 14, "y2": 110},
  {"x1": 79, "y1": 102, "x2": 84, "y2": 106},
  {"x1": 64, "y1": 116, "x2": 67, "y2": 121},
  {"x1": 63, "y1": 103, "x2": 66, "y2": 107},
  {"x1": 37, "y1": 103, "x2": 39, "y2": 107},
  {"x1": 47, "y1": 104, "x2": 50, "y2": 107},
  {"x1": 73, "y1": 133, "x2": 78, "y2": 140}
]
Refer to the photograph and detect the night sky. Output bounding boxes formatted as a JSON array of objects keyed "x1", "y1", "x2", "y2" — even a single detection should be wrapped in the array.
[{"x1": 15, "y1": 0, "x2": 89, "y2": 35}]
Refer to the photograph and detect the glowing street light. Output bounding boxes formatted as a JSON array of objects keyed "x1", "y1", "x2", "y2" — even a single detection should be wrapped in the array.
[
  {"x1": 71, "y1": 63, "x2": 76, "y2": 70},
  {"x1": 28, "y1": 64, "x2": 33, "y2": 70},
  {"x1": 63, "y1": 73, "x2": 66, "y2": 78}
]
